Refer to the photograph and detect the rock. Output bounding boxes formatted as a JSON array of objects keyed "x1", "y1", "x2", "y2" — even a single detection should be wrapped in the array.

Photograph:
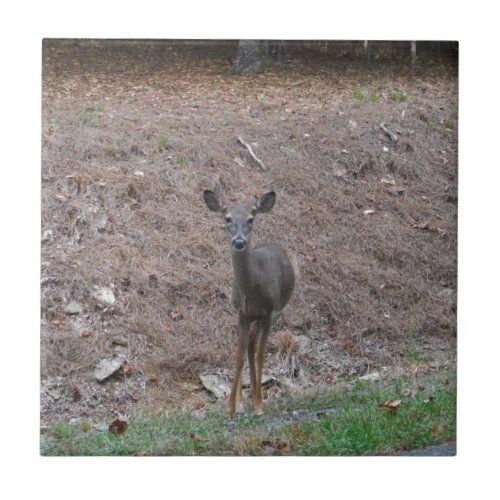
[
  {"x1": 94, "y1": 356, "x2": 126, "y2": 382},
  {"x1": 64, "y1": 300, "x2": 84, "y2": 315},
  {"x1": 42, "y1": 229, "x2": 54, "y2": 242},
  {"x1": 359, "y1": 371, "x2": 381, "y2": 382},
  {"x1": 111, "y1": 337, "x2": 129, "y2": 353},
  {"x1": 200, "y1": 373, "x2": 276, "y2": 399},
  {"x1": 92, "y1": 215, "x2": 108, "y2": 232},
  {"x1": 92, "y1": 286, "x2": 116, "y2": 305},
  {"x1": 296, "y1": 335, "x2": 312, "y2": 353},
  {"x1": 200, "y1": 374, "x2": 230, "y2": 399},
  {"x1": 438, "y1": 288, "x2": 455, "y2": 300},
  {"x1": 47, "y1": 387, "x2": 61, "y2": 400}
]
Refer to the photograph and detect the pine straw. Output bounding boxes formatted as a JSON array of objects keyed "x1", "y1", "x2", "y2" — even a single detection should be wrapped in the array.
[{"x1": 41, "y1": 40, "x2": 457, "y2": 424}]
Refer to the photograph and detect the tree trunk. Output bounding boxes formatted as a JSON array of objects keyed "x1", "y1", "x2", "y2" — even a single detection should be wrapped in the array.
[
  {"x1": 411, "y1": 41, "x2": 417, "y2": 69},
  {"x1": 270, "y1": 40, "x2": 287, "y2": 63},
  {"x1": 232, "y1": 40, "x2": 267, "y2": 74}
]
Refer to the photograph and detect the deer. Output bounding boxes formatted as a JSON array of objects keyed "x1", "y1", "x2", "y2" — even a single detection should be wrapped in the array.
[{"x1": 203, "y1": 190, "x2": 295, "y2": 416}]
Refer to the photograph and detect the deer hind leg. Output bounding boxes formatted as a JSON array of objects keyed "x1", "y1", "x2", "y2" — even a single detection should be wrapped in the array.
[
  {"x1": 226, "y1": 316, "x2": 250, "y2": 416},
  {"x1": 247, "y1": 320, "x2": 261, "y2": 409},
  {"x1": 253, "y1": 318, "x2": 272, "y2": 415}
]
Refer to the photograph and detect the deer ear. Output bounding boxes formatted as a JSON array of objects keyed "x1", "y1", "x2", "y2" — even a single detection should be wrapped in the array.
[
  {"x1": 253, "y1": 191, "x2": 276, "y2": 214},
  {"x1": 203, "y1": 190, "x2": 227, "y2": 213}
]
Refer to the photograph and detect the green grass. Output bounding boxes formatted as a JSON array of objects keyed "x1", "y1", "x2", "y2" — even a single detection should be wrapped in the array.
[
  {"x1": 391, "y1": 90, "x2": 407, "y2": 102},
  {"x1": 41, "y1": 366, "x2": 456, "y2": 456},
  {"x1": 158, "y1": 134, "x2": 170, "y2": 151},
  {"x1": 287, "y1": 389, "x2": 455, "y2": 455},
  {"x1": 77, "y1": 104, "x2": 105, "y2": 125},
  {"x1": 351, "y1": 89, "x2": 381, "y2": 102},
  {"x1": 351, "y1": 89, "x2": 365, "y2": 101},
  {"x1": 425, "y1": 121, "x2": 436, "y2": 135},
  {"x1": 174, "y1": 155, "x2": 187, "y2": 168}
]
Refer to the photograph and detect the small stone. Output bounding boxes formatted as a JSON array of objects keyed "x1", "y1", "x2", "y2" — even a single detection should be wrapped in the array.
[
  {"x1": 47, "y1": 387, "x2": 61, "y2": 400},
  {"x1": 200, "y1": 374, "x2": 230, "y2": 399},
  {"x1": 64, "y1": 301, "x2": 84, "y2": 315},
  {"x1": 359, "y1": 371, "x2": 381, "y2": 382},
  {"x1": 296, "y1": 335, "x2": 312, "y2": 353},
  {"x1": 92, "y1": 286, "x2": 116, "y2": 305},
  {"x1": 94, "y1": 356, "x2": 126, "y2": 382}
]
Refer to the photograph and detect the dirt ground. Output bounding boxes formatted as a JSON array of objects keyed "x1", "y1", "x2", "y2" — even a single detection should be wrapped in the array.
[{"x1": 41, "y1": 40, "x2": 458, "y2": 429}]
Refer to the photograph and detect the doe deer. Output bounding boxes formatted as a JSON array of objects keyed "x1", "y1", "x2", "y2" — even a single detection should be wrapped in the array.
[{"x1": 204, "y1": 190, "x2": 295, "y2": 416}]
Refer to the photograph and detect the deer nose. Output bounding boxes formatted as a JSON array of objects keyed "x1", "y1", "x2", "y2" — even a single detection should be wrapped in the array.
[{"x1": 231, "y1": 236, "x2": 247, "y2": 250}]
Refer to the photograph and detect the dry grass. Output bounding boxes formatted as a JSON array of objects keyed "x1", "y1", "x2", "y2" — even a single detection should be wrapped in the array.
[{"x1": 41, "y1": 40, "x2": 457, "y2": 426}]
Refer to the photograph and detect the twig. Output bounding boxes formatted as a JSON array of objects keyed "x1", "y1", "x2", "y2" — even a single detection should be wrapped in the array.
[
  {"x1": 237, "y1": 136, "x2": 267, "y2": 171},
  {"x1": 380, "y1": 123, "x2": 398, "y2": 144}
]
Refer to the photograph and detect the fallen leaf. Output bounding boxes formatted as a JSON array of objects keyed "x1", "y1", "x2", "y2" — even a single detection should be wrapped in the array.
[
  {"x1": 109, "y1": 419, "x2": 128, "y2": 435},
  {"x1": 305, "y1": 254, "x2": 317, "y2": 264},
  {"x1": 133, "y1": 450, "x2": 148, "y2": 456},
  {"x1": 50, "y1": 319, "x2": 64, "y2": 327},
  {"x1": 379, "y1": 400, "x2": 401, "y2": 413},
  {"x1": 380, "y1": 176, "x2": 396, "y2": 186},
  {"x1": 412, "y1": 222, "x2": 446, "y2": 236},
  {"x1": 389, "y1": 186, "x2": 406, "y2": 195},
  {"x1": 363, "y1": 209, "x2": 375, "y2": 215},
  {"x1": 70, "y1": 385, "x2": 82, "y2": 402},
  {"x1": 168, "y1": 309, "x2": 183, "y2": 321},
  {"x1": 128, "y1": 391, "x2": 140, "y2": 402},
  {"x1": 413, "y1": 221, "x2": 428, "y2": 230},
  {"x1": 119, "y1": 362, "x2": 133, "y2": 376},
  {"x1": 190, "y1": 433, "x2": 208, "y2": 442},
  {"x1": 276, "y1": 440, "x2": 289, "y2": 454}
]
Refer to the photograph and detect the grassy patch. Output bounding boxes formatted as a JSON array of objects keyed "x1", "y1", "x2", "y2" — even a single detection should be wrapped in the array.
[
  {"x1": 287, "y1": 389, "x2": 455, "y2": 455},
  {"x1": 391, "y1": 90, "x2": 407, "y2": 102},
  {"x1": 351, "y1": 89, "x2": 365, "y2": 101},
  {"x1": 424, "y1": 121, "x2": 436, "y2": 135},
  {"x1": 41, "y1": 366, "x2": 455, "y2": 456},
  {"x1": 350, "y1": 89, "x2": 381, "y2": 102},
  {"x1": 158, "y1": 134, "x2": 170, "y2": 151},
  {"x1": 77, "y1": 104, "x2": 105, "y2": 125}
]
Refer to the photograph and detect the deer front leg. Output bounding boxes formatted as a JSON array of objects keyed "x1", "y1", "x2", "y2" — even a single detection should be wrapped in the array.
[
  {"x1": 226, "y1": 316, "x2": 250, "y2": 416},
  {"x1": 247, "y1": 320, "x2": 260, "y2": 408},
  {"x1": 253, "y1": 318, "x2": 271, "y2": 415}
]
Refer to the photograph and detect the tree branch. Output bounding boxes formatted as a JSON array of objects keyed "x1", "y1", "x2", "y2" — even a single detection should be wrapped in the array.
[{"x1": 237, "y1": 136, "x2": 267, "y2": 171}]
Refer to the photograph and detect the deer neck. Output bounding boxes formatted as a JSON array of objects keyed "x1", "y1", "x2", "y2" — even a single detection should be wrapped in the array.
[{"x1": 231, "y1": 244, "x2": 256, "y2": 292}]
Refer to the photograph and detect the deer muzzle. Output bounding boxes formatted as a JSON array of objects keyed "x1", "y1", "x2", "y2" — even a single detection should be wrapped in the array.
[{"x1": 231, "y1": 236, "x2": 247, "y2": 251}]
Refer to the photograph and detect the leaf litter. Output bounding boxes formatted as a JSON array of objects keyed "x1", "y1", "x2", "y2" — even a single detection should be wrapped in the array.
[{"x1": 41, "y1": 40, "x2": 457, "y2": 431}]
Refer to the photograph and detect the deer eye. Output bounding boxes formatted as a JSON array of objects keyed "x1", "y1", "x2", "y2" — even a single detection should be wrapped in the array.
[
  {"x1": 225, "y1": 215, "x2": 232, "y2": 224},
  {"x1": 247, "y1": 217, "x2": 254, "y2": 224}
]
